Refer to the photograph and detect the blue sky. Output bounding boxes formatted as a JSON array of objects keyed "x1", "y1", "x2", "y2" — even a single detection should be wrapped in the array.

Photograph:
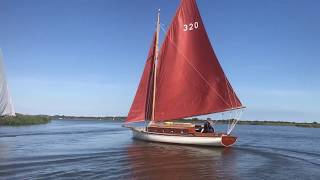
[{"x1": 0, "y1": 0, "x2": 319, "y2": 122}]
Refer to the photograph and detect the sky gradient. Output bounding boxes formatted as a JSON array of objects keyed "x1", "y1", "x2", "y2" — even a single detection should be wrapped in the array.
[{"x1": 0, "y1": 0, "x2": 319, "y2": 122}]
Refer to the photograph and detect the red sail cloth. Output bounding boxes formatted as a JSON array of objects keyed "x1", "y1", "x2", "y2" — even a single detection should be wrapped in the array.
[
  {"x1": 126, "y1": 33, "x2": 156, "y2": 123},
  {"x1": 154, "y1": 0, "x2": 242, "y2": 121}
]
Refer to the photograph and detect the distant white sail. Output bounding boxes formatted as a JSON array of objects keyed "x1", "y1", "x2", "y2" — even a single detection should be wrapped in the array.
[{"x1": 0, "y1": 49, "x2": 15, "y2": 116}]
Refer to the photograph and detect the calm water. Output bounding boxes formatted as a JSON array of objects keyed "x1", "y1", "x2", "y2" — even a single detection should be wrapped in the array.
[{"x1": 0, "y1": 120, "x2": 319, "y2": 180}]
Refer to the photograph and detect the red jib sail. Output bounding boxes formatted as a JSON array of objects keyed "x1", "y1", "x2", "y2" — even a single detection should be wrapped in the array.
[
  {"x1": 154, "y1": 0, "x2": 242, "y2": 121},
  {"x1": 126, "y1": 33, "x2": 156, "y2": 123}
]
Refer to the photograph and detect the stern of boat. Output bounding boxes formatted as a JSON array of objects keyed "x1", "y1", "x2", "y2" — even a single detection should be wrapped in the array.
[{"x1": 221, "y1": 135, "x2": 237, "y2": 147}]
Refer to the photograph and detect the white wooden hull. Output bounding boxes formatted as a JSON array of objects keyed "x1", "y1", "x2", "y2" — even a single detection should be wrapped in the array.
[{"x1": 130, "y1": 127, "x2": 236, "y2": 147}]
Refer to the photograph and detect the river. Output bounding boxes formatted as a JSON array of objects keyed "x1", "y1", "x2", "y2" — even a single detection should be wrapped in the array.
[{"x1": 0, "y1": 120, "x2": 319, "y2": 179}]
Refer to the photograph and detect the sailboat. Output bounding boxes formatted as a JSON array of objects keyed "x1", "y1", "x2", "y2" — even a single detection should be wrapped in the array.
[
  {"x1": 125, "y1": 0, "x2": 245, "y2": 147},
  {"x1": 0, "y1": 49, "x2": 15, "y2": 116}
]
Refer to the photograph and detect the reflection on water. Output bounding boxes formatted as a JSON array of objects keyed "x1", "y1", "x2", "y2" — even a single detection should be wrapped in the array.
[
  {"x1": 126, "y1": 141, "x2": 237, "y2": 179},
  {"x1": 0, "y1": 120, "x2": 319, "y2": 179}
]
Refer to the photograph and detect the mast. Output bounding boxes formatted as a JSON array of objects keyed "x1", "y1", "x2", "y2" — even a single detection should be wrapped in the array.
[
  {"x1": 151, "y1": 9, "x2": 160, "y2": 122},
  {"x1": 126, "y1": 10, "x2": 160, "y2": 123}
]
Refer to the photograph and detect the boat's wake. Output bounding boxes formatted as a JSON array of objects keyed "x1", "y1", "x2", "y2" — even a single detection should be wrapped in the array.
[
  {"x1": 235, "y1": 145, "x2": 320, "y2": 166},
  {"x1": 0, "y1": 128, "x2": 126, "y2": 138}
]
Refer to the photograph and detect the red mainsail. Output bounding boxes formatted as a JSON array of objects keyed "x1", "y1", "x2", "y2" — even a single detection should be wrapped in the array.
[
  {"x1": 126, "y1": 33, "x2": 156, "y2": 123},
  {"x1": 127, "y1": 0, "x2": 242, "y2": 123},
  {"x1": 154, "y1": 0, "x2": 242, "y2": 121}
]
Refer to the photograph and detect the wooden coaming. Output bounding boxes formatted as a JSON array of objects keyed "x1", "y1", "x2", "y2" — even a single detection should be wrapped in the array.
[{"x1": 147, "y1": 124, "x2": 227, "y2": 137}]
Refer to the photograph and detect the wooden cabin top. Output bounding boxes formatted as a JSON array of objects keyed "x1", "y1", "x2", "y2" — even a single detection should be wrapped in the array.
[{"x1": 148, "y1": 122, "x2": 195, "y2": 129}]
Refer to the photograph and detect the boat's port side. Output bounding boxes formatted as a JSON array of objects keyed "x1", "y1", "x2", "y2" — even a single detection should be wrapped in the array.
[{"x1": 131, "y1": 127, "x2": 234, "y2": 147}]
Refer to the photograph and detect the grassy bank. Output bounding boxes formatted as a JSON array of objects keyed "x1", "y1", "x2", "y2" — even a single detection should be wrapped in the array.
[
  {"x1": 0, "y1": 114, "x2": 51, "y2": 126},
  {"x1": 175, "y1": 118, "x2": 320, "y2": 128},
  {"x1": 232, "y1": 120, "x2": 320, "y2": 128},
  {"x1": 51, "y1": 115, "x2": 126, "y2": 121},
  {"x1": 48, "y1": 115, "x2": 320, "y2": 128}
]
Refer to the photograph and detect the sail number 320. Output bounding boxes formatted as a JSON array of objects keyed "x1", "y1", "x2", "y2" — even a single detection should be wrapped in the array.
[{"x1": 183, "y1": 21, "x2": 199, "y2": 31}]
